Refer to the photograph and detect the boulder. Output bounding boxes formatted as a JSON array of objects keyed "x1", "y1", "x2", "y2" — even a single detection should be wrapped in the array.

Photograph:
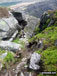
[
  {"x1": 0, "y1": 15, "x2": 19, "y2": 40},
  {"x1": 0, "y1": 41, "x2": 22, "y2": 52},
  {"x1": 29, "y1": 52, "x2": 41, "y2": 70}
]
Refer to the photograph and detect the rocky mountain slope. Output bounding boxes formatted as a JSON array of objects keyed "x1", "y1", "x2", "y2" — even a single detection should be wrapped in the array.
[{"x1": 0, "y1": 1, "x2": 57, "y2": 75}]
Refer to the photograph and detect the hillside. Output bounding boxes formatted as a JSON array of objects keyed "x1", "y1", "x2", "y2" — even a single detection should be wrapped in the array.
[
  {"x1": 0, "y1": 6, "x2": 57, "y2": 76},
  {"x1": 29, "y1": 10, "x2": 57, "y2": 76}
]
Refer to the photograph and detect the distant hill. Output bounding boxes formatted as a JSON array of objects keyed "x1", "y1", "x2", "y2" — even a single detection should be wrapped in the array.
[
  {"x1": 24, "y1": 0, "x2": 57, "y2": 18},
  {"x1": 14, "y1": 0, "x2": 57, "y2": 18}
]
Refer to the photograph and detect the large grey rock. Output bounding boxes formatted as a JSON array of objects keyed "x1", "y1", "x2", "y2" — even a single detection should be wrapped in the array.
[
  {"x1": 0, "y1": 11, "x2": 20, "y2": 40},
  {"x1": 0, "y1": 41, "x2": 22, "y2": 52},
  {"x1": 29, "y1": 52, "x2": 41, "y2": 70}
]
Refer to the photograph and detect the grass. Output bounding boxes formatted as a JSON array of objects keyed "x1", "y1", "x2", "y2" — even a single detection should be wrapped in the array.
[
  {"x1": 13, "y1": 37, "x2": 26, "y2": 50},
  {"x1": 13, "y1": 38, "x2": 20, "y2": 44},
  {"x1": 29, "y1": 25, "x2": 57, "y2": 47},
  {"x1": 0, "y1": 49, "x2": 15, "y2": 69}
]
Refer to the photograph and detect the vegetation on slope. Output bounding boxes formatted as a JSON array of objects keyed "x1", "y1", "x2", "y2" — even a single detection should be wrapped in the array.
[{"x1": 29, "y1": 10, "x2": 57, "y2": 76}]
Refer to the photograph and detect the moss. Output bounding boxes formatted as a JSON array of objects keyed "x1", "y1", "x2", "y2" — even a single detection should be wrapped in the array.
[
  {"x1": 38, "y1": 73, "x2": 56, "y2": 76},
  {"x1": 31, "y1": 26, "x2": 57, "y2": 46},
  {"x1": 13, "y1": 37, "x2": 20, "y2": 44},
  {"x1": 4, "y1": 52, "x2": 15, "y2": 63}
]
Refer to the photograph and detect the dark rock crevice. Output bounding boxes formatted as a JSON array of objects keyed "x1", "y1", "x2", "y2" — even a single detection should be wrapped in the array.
[{"x1": 11, "y1": 11, "x2": 27, "y2": 29}]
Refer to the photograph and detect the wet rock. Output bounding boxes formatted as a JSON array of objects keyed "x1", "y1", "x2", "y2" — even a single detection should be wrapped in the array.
[
  {"x1": 29, "y1": 52, "x2": 41, "y2": 70},
  {"x1": 0, "y1": 41, "x2": 22, "y2": 52}
]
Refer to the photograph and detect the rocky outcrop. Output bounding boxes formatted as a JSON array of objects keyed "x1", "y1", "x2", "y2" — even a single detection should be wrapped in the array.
[
  {"x1": 0, "y1": 7, "x2": 27, "y2": 41},
  {"x1": 39, "y1": 12, "x2": 50, "y2": 31},
  {"x1": 29, "y1": 52, "x2": 41, "y2": 70},
  {"x1": 0, "y1": 41, "x2": 22, "y2": 52},
  {"x1": 0, "y1": 12, "x2": 19, "y2": 40}
]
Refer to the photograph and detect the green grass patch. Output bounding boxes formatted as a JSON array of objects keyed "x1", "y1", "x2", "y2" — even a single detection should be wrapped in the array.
[
  {"x1": 13, "y1": 37, "x2": 20, "y2": 44},
  {"x1": 0, "y1": 49, "x2": 15, "y2": 69},
  {"x1": 36, "y1": 46, "x2": 57, "y2": 72}
]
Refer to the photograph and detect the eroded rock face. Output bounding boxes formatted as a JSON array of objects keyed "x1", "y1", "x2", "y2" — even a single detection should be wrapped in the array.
[{"x1": 29, "y1": 52, "x2": 41, "y2": 70}]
